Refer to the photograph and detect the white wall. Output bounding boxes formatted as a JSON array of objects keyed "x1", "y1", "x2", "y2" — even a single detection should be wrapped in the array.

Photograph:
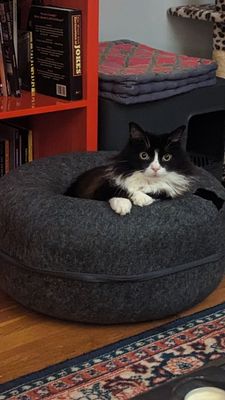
[{"x1": 99, "y1": 0, "x2": 214, "y2": 58}]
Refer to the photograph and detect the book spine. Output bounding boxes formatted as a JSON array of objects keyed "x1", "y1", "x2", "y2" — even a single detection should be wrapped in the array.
[
  {"x1": 4, "y1": 138, "x2": 9, "y2": 173},
  {"x1": 0, "y1": 121, "x2": 18, "y2": 170},
  {"x1": 21, "y1": 128, "x2": 28, "y2": 164},
  {"x1": 14, "y1": 127, "x2": 19, "y2": 167},
  {"x1": 28, "y1": 129, "x2": 33, "y2": 162},
  {"x1": 70, "y1": 12, "x2": 82, "y2": 100},
  {"x1": 10, "y1": 129, "x2": 15, "y2": 169},
  {"x1": 0, "y1": 0, "x2": 20, "y2": 97},
  {"x1": 30, "y1": 30, "x2": 35, "y2": 94},
  {"x1": 19, "y1": 130, "x2": 22, "y2": 165},
  {"x1": 8, "y1": 0, "x2": 17, "y2": 61},
  {"x1": 0, "y1": 23, "x2": 10, "y2": 95},
  {"x1": 12, "y1": 0, "x2": 17, "y2": 61},
  {"x1": 0, "y1": 140, "x2": 5, "y2": 176}
]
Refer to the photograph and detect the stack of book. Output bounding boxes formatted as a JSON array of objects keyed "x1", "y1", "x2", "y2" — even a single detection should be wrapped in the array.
[
  {"x1": 0, "y1": 122, "x2": 33, "y2": 176},
  {"x1": 0, "y1": 0, "x2": 20, "y2": 96},
  {"x1": 0, "y1": 1, "x2": 83, "y2": 177},
  {"x1": 0, "y1": 1, "x2": 83, "y2": 100}
]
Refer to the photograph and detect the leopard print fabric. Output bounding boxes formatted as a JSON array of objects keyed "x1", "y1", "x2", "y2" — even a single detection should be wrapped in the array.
[
  {"x1": 168, "y1": 2, "x2": 225, "y2": 51},
  {"x1": 216, "y1": 0, "x2": 225, "y2": 12},
  {"x1": 213, "y1": 21, "x2": 225, "y2": 51},
  {"x1": 168, "y1": 4, "x2": 225, "y2": 23}
]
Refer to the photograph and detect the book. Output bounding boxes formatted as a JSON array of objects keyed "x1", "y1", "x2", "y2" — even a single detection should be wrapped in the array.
[
  {"x1": 18, "y1": 28, "x2": 35, "y2": 93},
  {"x1": 8, "y1": 123, "x2": 30, "y2": 167},
  {"x1": 30, "y1": 29, "x2": 35, "y2": 94},
  {"x1": 28, "y1": 129, "x2": 33, "y2": 161},
  {"x1": 12, "y1": 0, "x2": 17, "y2": 61},
  {"x1": 18, "y1": 0, "x2": 43, "y2": 91},
  {"x1": 0, "y1": 0, "x2": 20, "y2": 97},
  {"x1": 0, "y1": 140, "x2": 5, "y2": 176},
  {"x1": 18, "y1": 29, "x2": 32, "y2": 90},
  {"x1": 0, "y1": 121, "x2": 15, "y2": 169},
  {"x1": 4, "y1": 138, "x2": 9, "y2": 173},
  {"x1": 19, "y1": 125, "x2": 29, "y2": 164},
  {"x1": 0, "y1": 121, "x2": 32, "y2": 174},
  {"x1": 30, "y1": 5, "x2": 82, "y2": 100},
  {"x1": 0, "y1": 40, "x2": 9, "y2": 95},
  {"x1": 9, "y1": 0, "x2": 17, "y2": 62}
]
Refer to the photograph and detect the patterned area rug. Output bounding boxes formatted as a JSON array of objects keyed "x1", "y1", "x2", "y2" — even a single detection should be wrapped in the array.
[{"x1": 1, "y1": 303, "x2": 225, "y2": 400}]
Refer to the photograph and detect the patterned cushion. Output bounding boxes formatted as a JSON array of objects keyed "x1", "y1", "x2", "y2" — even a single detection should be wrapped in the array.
[
  {"x1": 99, "y1": 40, "x2": 216, "y2": 78},
  {"x1": 99, "y1": 40, "x2": 217, "y2": 104}
]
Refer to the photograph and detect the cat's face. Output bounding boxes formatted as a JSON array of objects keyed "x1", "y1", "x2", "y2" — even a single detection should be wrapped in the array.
[{"x1": 127, "y1": 122, "x2": 192, "y2": 178}]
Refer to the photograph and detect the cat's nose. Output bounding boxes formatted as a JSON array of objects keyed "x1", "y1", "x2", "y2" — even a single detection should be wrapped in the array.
[{"x1": 151, "y1": 163, "x2": 160, "y2": 172}]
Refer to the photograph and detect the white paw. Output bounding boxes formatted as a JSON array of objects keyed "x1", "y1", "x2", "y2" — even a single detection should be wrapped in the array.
[
  {"x1": 109, "y1": 197, "x2": 132, "y2": 216},
  {"x1": 131, "y1": 192, "x2": 155, "y2": 207}
]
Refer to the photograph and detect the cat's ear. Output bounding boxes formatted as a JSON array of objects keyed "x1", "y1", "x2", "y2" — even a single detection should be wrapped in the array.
[
  {"x1": 167, "y1": 125, "x2": 186, "y2": 144},
  {"x1": 129, "y1": 122, "x2": 145, "y2": 141}
]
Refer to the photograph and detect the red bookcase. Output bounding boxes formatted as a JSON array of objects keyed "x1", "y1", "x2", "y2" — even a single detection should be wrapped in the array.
[{"x1": 0, "y1": 0, "x2": 99, "y2": 159}]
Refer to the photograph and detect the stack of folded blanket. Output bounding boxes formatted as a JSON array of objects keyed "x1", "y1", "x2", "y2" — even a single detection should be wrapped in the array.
[{"x1": 99, "y1": 39, "x2": 217, "y2": 105}]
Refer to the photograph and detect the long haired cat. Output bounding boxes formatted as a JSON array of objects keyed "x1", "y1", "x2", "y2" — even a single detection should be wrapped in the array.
[{"x1": 65, "y1": 122, "x2": 196, "y2": 215}]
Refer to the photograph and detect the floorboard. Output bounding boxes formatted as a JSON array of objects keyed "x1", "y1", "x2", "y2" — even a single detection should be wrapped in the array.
[{"x1": 1, "y1": 278, "x2": 225, "y2": 384}]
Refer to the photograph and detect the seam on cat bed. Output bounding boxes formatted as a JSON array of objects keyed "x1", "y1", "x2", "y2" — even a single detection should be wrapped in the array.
[{"x1": 0, "y1": 249, "x2": 224, "y2": 283}]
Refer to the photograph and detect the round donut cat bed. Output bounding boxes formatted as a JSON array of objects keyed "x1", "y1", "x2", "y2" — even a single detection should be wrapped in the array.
[{"x1": 0, "y1": 152, "x2": 225, "y2": 324}]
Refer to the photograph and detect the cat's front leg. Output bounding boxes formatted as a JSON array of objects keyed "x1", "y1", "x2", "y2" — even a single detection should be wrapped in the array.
[
  {"x1": 109, "y1": 197, "x2": 132, "y2": 216},
  {"x1": 130, "y1": 191, "x2": 155, "y2": 207}
]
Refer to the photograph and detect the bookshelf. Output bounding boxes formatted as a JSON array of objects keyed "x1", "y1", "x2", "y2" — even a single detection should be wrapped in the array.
[{"x1": 1, "y1": 0, "x2": 99, "y2": 160}]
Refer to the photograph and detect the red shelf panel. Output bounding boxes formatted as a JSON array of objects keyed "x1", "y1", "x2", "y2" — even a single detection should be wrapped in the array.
[
  {"x1": 0, "y1": 91, "x2": 87, "y2": 119},
  {"x1": 0, "y1": 0, "x2": 98, "y2": 155}
]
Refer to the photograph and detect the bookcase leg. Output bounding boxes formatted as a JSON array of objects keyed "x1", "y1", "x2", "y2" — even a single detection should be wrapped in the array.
[{"x1": 85, "y1": 99, "x2": 98, "y2": 151}]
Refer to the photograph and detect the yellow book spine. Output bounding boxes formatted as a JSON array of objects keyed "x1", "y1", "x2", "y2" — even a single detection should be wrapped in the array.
[{"x1": 28, "y1": 130, "x2": 33, "y2": 162}]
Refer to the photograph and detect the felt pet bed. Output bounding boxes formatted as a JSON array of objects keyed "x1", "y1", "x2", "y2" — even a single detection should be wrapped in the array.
[
  {"x1": 0, "y1": 152, "x2": 225, "y2": 324},
  {"x1": 99, "y1": 40, "x2": 217, "y2": 104}
]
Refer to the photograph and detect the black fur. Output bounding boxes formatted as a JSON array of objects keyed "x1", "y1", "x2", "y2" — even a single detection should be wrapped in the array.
[
  {"x1": 65, "y1": 122, "x2": 196, "y2": 201},
  {"x1": 194, "y1": 188, "x2": 224, "y2": 210},
  {"x1": 65, "y1": 166, "x2": 128, "y2": 201}
]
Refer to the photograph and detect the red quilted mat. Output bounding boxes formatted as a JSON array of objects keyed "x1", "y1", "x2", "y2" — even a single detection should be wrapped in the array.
[
  {"x1": 99, "y1": 40, "x2": 216, "y2": 78},
  {"x1": 98, "y1": 40, "x2": 217, "y2": 104}
]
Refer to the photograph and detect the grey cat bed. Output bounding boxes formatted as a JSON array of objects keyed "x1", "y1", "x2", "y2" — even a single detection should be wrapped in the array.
[{"x1": 0, "y1": 152, "x2": 225, "y2": 324}]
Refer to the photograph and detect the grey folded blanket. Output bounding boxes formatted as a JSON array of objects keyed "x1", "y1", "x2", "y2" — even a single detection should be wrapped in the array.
[{"x1": 99, "y1": 40, "x2": 217, "y2": 104}]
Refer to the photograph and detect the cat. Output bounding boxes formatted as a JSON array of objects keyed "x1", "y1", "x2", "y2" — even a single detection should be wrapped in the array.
[{"x1": 65, "y1": 122, "x2": 196, "y2": 215}]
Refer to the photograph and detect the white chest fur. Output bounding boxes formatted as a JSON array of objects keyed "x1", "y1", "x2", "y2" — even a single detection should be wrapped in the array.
[{"x1": 115, "y1": 170, "x2": 192, "y2": 198}]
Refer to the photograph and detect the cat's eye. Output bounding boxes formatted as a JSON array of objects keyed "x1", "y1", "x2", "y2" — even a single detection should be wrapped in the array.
[
  {"x1": 162, "y1": 153, "x2": 172, "y2": 162},
  {"x1": 139, "y1": 152, "x2": 150, "y2": 160}
]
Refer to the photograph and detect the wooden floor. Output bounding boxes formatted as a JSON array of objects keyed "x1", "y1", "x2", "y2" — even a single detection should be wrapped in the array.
[{"x1": 1, "y1": 279, "x2": 225, "y2": 384}]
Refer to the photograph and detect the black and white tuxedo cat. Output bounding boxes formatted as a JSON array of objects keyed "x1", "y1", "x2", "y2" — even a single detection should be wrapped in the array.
[{"x1": 65, "y1": 122, "x2": 196, "y2": 215}]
